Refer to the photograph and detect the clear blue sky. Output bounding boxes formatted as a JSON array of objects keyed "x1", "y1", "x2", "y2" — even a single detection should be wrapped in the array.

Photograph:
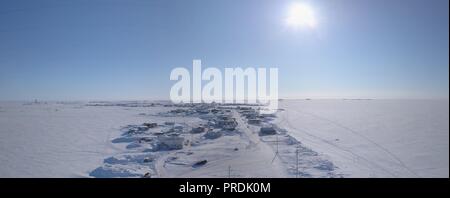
[{"x1": 0, "y1": 0, "x2": 448, "y2": 100}]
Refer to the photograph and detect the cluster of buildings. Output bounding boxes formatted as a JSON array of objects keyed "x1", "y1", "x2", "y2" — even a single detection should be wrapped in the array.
[
  {"x1": 237, "y1": 106, "x2": 278, "y2": 136},
  {"x1": 127, "y1": 103, "x2": 278, "y2": 152}
]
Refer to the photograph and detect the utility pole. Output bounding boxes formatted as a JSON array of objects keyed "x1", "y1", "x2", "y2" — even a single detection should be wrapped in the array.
[
  {"x1": 228, "y1": 165, "x2": 231, "y2": 178},
  {"x1": 271, "y1": 132, "x2": 280, "y2": 163},
  {"x1": 189, "y1": 133, "x2": 193, "y2": 148},
  {"x1": 276, "y1": 132, "x2": 279, "y2": 154},
  {"x1": 296, "y1": 145, "x2": 299, "y2": 178}
]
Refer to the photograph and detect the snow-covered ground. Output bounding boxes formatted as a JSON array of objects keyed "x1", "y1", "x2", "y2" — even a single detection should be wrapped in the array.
[
  {"x1": 275, "y1": 99, "x2": 449, "y2": 178},
  {"x1": 0, "y1": 100, "x2": 448, "y2": 178},
  {"x1": 0, "y1": 101, "x2": 162, "y2": 177}
]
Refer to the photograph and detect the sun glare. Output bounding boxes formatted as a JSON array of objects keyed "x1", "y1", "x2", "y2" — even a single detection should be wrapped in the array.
[{"x1": 286, "y1": 3, "x2": 317, "y2": 29}]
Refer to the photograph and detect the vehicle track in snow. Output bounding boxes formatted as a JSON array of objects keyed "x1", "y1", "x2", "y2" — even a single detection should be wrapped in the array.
[
  {"x1": 276, "y1": 109, "x2": 400, "y2": 177},
  {"x1": 295, "y1": 109, "x2": 419, "y2": 177}
]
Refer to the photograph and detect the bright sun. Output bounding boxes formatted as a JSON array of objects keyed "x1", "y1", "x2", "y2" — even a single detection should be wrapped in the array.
[{"x1": 285, "y1": 3, "x2": 317, "y2": 29}]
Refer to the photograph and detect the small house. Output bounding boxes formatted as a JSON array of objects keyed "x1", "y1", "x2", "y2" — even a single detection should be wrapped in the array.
[
  {"x1": 143, "y1": 123, "x2": 158, "y2": 128},
  {"x1": 259, "y1": 127, "x2": 277, "y2": 136},
  {"x1": 191, "y1": 126, "x2": 206, "y2": 134},
  {"x1": 248, "y1": 119, "x2": 261, "y2": 125},
  {"x1": 156, "y1": 135, "x2": 184, "y2": 150},
  {"x1": 204, "y1": 129, "x2": 222, "y2": 139},
  {"x1": 164, "y1": 121, "x2": 175, "y2": 126}
]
